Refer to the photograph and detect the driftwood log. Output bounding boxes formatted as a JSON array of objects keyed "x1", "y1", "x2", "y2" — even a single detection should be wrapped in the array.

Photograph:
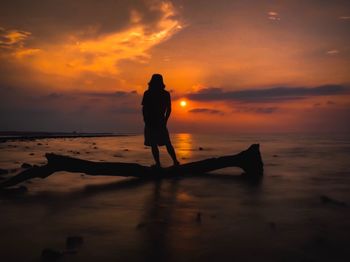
[{"x1": 0, "y1": 144, "x2": 263, "y2": 188}]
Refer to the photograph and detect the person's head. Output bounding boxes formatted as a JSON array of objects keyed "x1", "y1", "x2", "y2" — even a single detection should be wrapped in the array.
[{"x1": 148, "y1": 74, "x2": 165, "y2": 91}]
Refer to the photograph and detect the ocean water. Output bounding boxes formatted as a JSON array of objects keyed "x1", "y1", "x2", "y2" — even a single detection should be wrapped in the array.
[{"x1": 0, "y1": 133, "x2": 350, "y2": 261}]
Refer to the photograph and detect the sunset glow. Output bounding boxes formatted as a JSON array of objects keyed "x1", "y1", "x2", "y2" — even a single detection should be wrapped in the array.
[
  {"x1": 0, "y1": 0, "x2": 349, "y2": 133},
  {"x1": 1, "y1": 2, "x2": 350, "y2": 261}
]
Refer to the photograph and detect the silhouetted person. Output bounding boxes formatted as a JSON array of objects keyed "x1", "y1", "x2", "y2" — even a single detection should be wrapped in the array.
[{"x1": 142, "y1": 74, "x2": 179, "y2": 168}]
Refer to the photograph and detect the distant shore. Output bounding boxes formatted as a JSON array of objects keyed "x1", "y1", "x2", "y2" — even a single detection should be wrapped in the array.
[{"x1": 0, "y1": 131, "x2": 135, "y2": 143}]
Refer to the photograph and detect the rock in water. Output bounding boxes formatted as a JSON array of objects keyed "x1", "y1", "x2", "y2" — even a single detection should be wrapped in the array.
[
  {"x1": 136, "y1": 222, "x2": 147, "y2": 229},
  {"x1": 320, "y1": 195, "x2": 347, "y2": 207},
  {"x1": 196, "y1": 212, "x2": 202, "y2": 223},
  {"x1": 268, "y1": 222, "x2": 277, "y2": 230},
  {"x1": 41, "y1": 248, "x2": 62, "y2": 261},
  {"x1": 0, "y1": 186, "x2": 28, "y2": 196},
  {"x1": 66, "y1": 236, "x2": 84, "y2": 249}
]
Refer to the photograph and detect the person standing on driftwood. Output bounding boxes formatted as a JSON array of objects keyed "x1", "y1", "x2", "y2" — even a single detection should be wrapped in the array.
[{"x1": 142, "y1": 74, "x2": 180, "y2": 168}]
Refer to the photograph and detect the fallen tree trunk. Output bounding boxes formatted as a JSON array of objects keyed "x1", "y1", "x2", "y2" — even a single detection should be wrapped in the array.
[{"x1": 0, "y1": 144, "x2": 263, "y2": 188}]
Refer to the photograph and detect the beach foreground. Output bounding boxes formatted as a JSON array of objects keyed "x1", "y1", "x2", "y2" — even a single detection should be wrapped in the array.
[{"x1": 0, "y1": 133, "x2": 349, "y2": 261}]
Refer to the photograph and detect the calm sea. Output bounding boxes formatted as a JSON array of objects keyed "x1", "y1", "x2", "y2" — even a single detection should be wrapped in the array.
[{"x1": 0, "y1": 133, "x2": 350, "y2": 261}]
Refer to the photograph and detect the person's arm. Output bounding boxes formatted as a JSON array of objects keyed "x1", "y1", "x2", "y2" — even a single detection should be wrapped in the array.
[
  {"x1": 142, "y1": 106, "x2": 147, "y2": 123},
  {"x1": 165, "y1": 92, "x2": 171, "y2": 124},
  {"x1": 142, "y1": 92, "x2": 149, "y2": 124}
]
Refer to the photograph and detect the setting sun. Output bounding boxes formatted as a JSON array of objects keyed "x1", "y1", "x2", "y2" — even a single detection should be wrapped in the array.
[{"x1": 180, "y1": 100, "x2": 187, "y2": 107}]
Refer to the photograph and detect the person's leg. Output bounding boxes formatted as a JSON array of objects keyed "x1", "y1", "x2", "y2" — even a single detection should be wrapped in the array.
[
  {"x1": 166, "y1": 143, "x2": 179, "y2": 166},
  {"x1": 151, "y1": 145, "x2": 161, "y2": 167}
]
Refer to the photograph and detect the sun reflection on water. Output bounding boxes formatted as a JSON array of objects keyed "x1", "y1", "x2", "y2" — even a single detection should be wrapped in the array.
[{"x1": 173, "y1": 133, "x2": 193, "y2": 161}]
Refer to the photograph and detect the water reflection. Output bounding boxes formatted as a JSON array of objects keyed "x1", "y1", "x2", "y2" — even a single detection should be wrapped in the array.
[
  {"x1": 173, "y1": 133, "x2": 193, "y2": 161},
  {"x1": 139, "y1": 179, "x2": 201, "y2": 261}
]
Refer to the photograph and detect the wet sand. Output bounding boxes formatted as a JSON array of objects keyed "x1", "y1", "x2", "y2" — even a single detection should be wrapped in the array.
[{"x1": 0, "y1": 134, "x2": 350, "y2": 261}]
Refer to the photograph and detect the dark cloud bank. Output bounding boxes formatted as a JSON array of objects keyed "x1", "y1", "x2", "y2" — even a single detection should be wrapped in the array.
[
  {"x1": 1, "y1": 85, "x2": 350, "y2": 132},
  {"x1": 187, "y1": 85, "x2": 350, "y2": 103},
  {"x1": 0, "y1": 87, "x2": 142, "y2": 132},
  {"x1": 188, "y1": 108, "x2": 224, "y2": 115}
]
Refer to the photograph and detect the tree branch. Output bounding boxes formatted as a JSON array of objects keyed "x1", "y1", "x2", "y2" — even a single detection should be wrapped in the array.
[{"x1": 0, "y1": 144, "x2": 263, "y2": 188}]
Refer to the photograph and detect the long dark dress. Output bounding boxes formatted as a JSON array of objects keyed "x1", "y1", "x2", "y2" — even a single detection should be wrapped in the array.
[{"x1": 142, "y1": 89, "x2": 171, "y2": 146}]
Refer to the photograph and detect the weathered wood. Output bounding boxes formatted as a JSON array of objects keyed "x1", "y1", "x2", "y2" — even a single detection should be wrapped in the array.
[{"x1": 0, "y1": 144, "x2": 263, "y2": 188}]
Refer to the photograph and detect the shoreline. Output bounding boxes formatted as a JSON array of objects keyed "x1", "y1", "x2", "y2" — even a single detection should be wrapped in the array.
[{"x1": 0, "y1": 132, "x2": 136, "y2": 143}]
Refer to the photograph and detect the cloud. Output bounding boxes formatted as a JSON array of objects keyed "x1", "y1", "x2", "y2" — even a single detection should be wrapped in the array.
[
  {"x1": 83, "y1": 90, "x2": 138, "y2": 98},
  {"x1": 44, "y1": 92, "x2": 66, "y2": 100},
  {"x1": 313, "y1": 100, "x2": 337, "y2": 108},
  {"x1": 108, "y1": 106, "x2": 140, "y2": 114},
  {"x1": 234, "y1": 106, "x2": 279, "y2": 114},
  {"x1": 188, "y1": 108, "x2": 224, "y2": 115},
  {"x1": 268, "y1": 11, "x2": 278, "y2": 16},
  {"x1": 0, "y1": 85, "x2": 143, "y2": 132},
  {"x1": 0, "y1": 27, "x2": 40, "y2": 58},
  {"x1": 338, "y1": 16, "x2": 350, "y2": 20},
  {"x1": 187, "y1": 85, "x2": 350, "y2": 103},
  {"x1": 0, "y1": 1, "x2": 183, "y2": 77},
  {"x1": 0, "y1": 28, "x2": 31, "y2": 46},
  {"x1": 267, "y1": 11, "x2": 280, "y2": 21},
  {"x1": 326, "y1": 49, "x2": 339, "y2": 55}
]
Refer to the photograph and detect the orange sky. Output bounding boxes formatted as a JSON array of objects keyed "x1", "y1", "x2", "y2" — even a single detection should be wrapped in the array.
[{"x1": 0, "y1": 0, "x2": 349, "y2": 133}]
